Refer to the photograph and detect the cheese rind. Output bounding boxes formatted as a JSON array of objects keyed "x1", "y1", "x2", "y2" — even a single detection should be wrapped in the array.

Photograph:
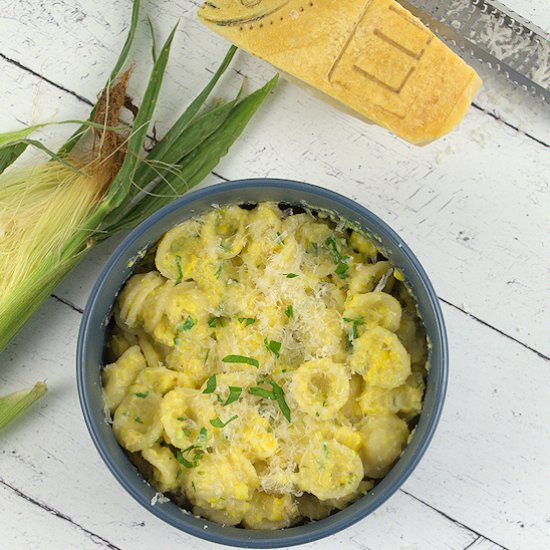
[{"x1": 198, "y1": 0, "x2": 482, "y2": 145}]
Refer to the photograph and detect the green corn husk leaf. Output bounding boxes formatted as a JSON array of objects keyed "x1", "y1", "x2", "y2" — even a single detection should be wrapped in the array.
[
  {"x1": 16, "y1": 139, "x2": 84, "y2": 174},
  {"x1": 129, "y1": 45, "x2": 237, "y2": 196},
  {"x1": 56, "y1": 0, "x2": 141, "y2": 157},
  {"x1": 147, "y1": 15, "x2": 158, "y2": 63},
  {"x1": 99, "y1": 46, "x2": 237, "y2": 230},
  {"x1": 0, "y1": 142, "x2": 28, "y2": 174},
  {"x1": 137, "y1": 46, "x2": 237, "y2": 171},
  {"x1": 0, "y1": 249, "x2": 85, "y2": 352},
  {"x1": 57, "y1": 23, "x2": 178, "y2": 262},
  {"x1": 0, "y1": 124, "x2": 49, "y2": 148},
  {"x1": 98, "y1": 24, "x2": 178, "y2": 212},
  {"x1": 0, "y1": 382, "x2": 47, "y2": 430},
  {"x1": 103, "y1": 90, "x2": 242, "y2": 228},
  {"x1": 139, "y1": 93, "x2": 240, "y2": 182},
  {"x1": 0, "y1": 120, "x2": 126, "y2": 150},
  {"x1": 106, "y1": 74, "x2": 278, "y2": 233}
]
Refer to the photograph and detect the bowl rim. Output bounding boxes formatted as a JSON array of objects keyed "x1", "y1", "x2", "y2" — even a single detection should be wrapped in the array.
[{"x1": 77, "y1": 178, "x2": 448, "y2": 548}]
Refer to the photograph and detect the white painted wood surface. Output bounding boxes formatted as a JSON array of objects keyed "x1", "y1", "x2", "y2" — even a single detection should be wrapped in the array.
[{"x1": 0, "y1": 1, "x2": 548, "y2": 549}]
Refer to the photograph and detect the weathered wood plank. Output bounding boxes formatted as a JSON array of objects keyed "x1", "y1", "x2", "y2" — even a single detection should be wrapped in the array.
[
  {"x1": 0, "y1": 479, "x2": 117, "y2": 549},
  {"x1": 403, "y1": 303, "x2": 550, "y2": 550},
  {"x1": 1, "y1": 2, "x2": 549, "y2": 547},
  {"x1": 466, "y1": 536, "x2": 506, "y2": 550}
]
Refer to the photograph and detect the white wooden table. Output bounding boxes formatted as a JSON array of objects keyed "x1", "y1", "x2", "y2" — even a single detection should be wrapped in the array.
[{"x1": 1, "y1": 1, "x2": 549, "y2": 549}]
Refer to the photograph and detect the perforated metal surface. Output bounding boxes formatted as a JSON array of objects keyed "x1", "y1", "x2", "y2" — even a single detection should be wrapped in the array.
[{"x1": 397, "y1": 0, "x2": 550, "y2": 101}]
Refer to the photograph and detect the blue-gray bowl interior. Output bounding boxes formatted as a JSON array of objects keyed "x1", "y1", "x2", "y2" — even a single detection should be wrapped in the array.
[{"x1": 77, "y1": 179, "x2": 448, "y2": 548}]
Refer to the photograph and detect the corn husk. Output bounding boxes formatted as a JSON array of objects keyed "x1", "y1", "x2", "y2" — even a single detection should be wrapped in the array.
[{"x1": 0, "y1": 0, "x2": 278, "y2": 429}]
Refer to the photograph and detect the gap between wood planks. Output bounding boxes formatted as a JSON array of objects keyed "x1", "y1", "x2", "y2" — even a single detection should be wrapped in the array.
[
  {"x1": 400, "y1": 490, "x2": 506, "y2": 550},
  {"x1": 0, "y1": 477, "x2": 121, "y2": 550},
  {"x1": 0, "y1": 471, "x2": 491, "y2": 550}
]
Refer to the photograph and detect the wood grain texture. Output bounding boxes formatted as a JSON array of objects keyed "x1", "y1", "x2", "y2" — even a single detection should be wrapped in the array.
[
  {"x1": 0, "y1": 481, "x2": 115, "y2": 550},
  {"x1": 1, "y1": 0, "x2": 549, "y2": 548},
  {"x1": 403, "y1": 303, "x2": 550, "y2": 549}
]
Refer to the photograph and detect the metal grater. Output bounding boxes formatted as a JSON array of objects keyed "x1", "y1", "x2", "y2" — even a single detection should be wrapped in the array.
[{"x1": 396, "y1": 0, "x2": 550, "y2": 102}]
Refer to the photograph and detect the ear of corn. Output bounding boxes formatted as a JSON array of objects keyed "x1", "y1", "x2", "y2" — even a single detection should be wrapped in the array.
[
  {"x1": 0, "y1": 0, "x2": 277, "y2": 430},
  {"x1": 0, "y1": 383, "x2": 47, "y2": 431}
]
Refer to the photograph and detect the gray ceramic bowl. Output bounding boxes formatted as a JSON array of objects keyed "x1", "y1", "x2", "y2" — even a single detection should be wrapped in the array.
[{"x1": 77, "y1": 179, "x2": 448, "y2": 548}]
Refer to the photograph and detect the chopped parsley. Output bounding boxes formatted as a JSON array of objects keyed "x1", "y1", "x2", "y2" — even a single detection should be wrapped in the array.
[
  {"x1": 175, "y1": 255, "x2": 183, "y2": 284},
  {"x1": 219, "y1": 241, "x2": 232, "y2": 252},
  {"x1": 173, "y1": 336, "x2": 181, "y2": 347},
  {"x1": 238, "y1": 317, "x2": 256, "y2": 326},
  {"x1": 222, "y1": 355, "x2": 259, "y2": 368},
  {"x1": 176, "y1": 315, "x2": 196, "y2": 332},
  {"x1": 264, "y1": 338, "x2": 281, "y2": 358},
  {"x1": 208, "y1": 316, "x2": 225, "y2": 328},
  {"x1": 182, "y1": 428, "x2": 192, "y2": 437},
  {"x1": 209, "y1": 415, "x2": 238, "y2": 429},
  {"x1": 176, "y1": 450, "x2": 196, "y2": 469},
  {"x1": 176, "y1": 427, "x2": 209, "y2": 468},
  {"x1": 284, "y1": 273, "x2": 299, "y2": 278},
  {"x1": 274, "y1": 231, "x2": 286, "y2": 245},
  {"x1": 325, "y1": 236, "x2": 341, "y2": 263},
  {"x1": 202, "y1": 374, "x2": 217, "y2": 394},
  {"x1": 134, "y1": 416, "x2": 143, "y2": 424},
  {"x1": 343, "y1": 317, "x2": 364, "y2": 348},
  {"x1": 248, "y1": 386, "x2": 274, "y2": 399},
  {"x1": 214, "y1": 263, "x2": 222, "y2": 279},
  {"x1": 284, "y1": 305, "x2": 294, "y2": 318},
  {"x1": 224, "y1": 386, "x2": 242, "y2": 406},
  {"x1": 325, "y1": 236, "x2": 351, "y2": 279},
  {"x1": 335, "y1": 261, "x2": 350, "y2": 279},
  {"x1": 134, "y1": 391, "x2": 149, "y2": 398},
  {"x1": 248, "y1": 379, "x2": 291, "y2": 423}
]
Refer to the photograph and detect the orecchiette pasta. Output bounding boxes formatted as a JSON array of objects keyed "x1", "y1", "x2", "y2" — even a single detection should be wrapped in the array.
[
  {"x1": 359, "y1": 413, "x2": 410, "y2": 478},
  {"x1": 141, "y1": 444, "x2": 181, "y2": 493},
  {"x1": 103, "y1": 202, "x2": 428, "y2": 529},
  {"x1": 112, "y1": 385, "x2": 164, "y2": 452},
  {"x1": 297, "y1": 440, "x2": 364, "y2": 500},
  {"x1": 343, "y1": 291, "x2": 402, "y2": 333},
  {"x1": 102, "y1": 346, "x2": 147, "y2": 412},
  {"x1": 350, "y1": 326, "x2": 411, "y2": 389},
  {"x1": 290, "y1": 358, "x2": 350, "y2": 419}
]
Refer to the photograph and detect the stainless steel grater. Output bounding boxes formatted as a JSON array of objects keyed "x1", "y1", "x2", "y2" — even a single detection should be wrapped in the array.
[{"x1": 396, "y1": 0, "x2": 550, "y2": 102}]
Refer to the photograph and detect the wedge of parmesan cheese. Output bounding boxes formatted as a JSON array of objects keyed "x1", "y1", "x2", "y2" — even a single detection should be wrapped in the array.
[{"x1": 198, "y1": 0, "x2": 482, "y2": 145}]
